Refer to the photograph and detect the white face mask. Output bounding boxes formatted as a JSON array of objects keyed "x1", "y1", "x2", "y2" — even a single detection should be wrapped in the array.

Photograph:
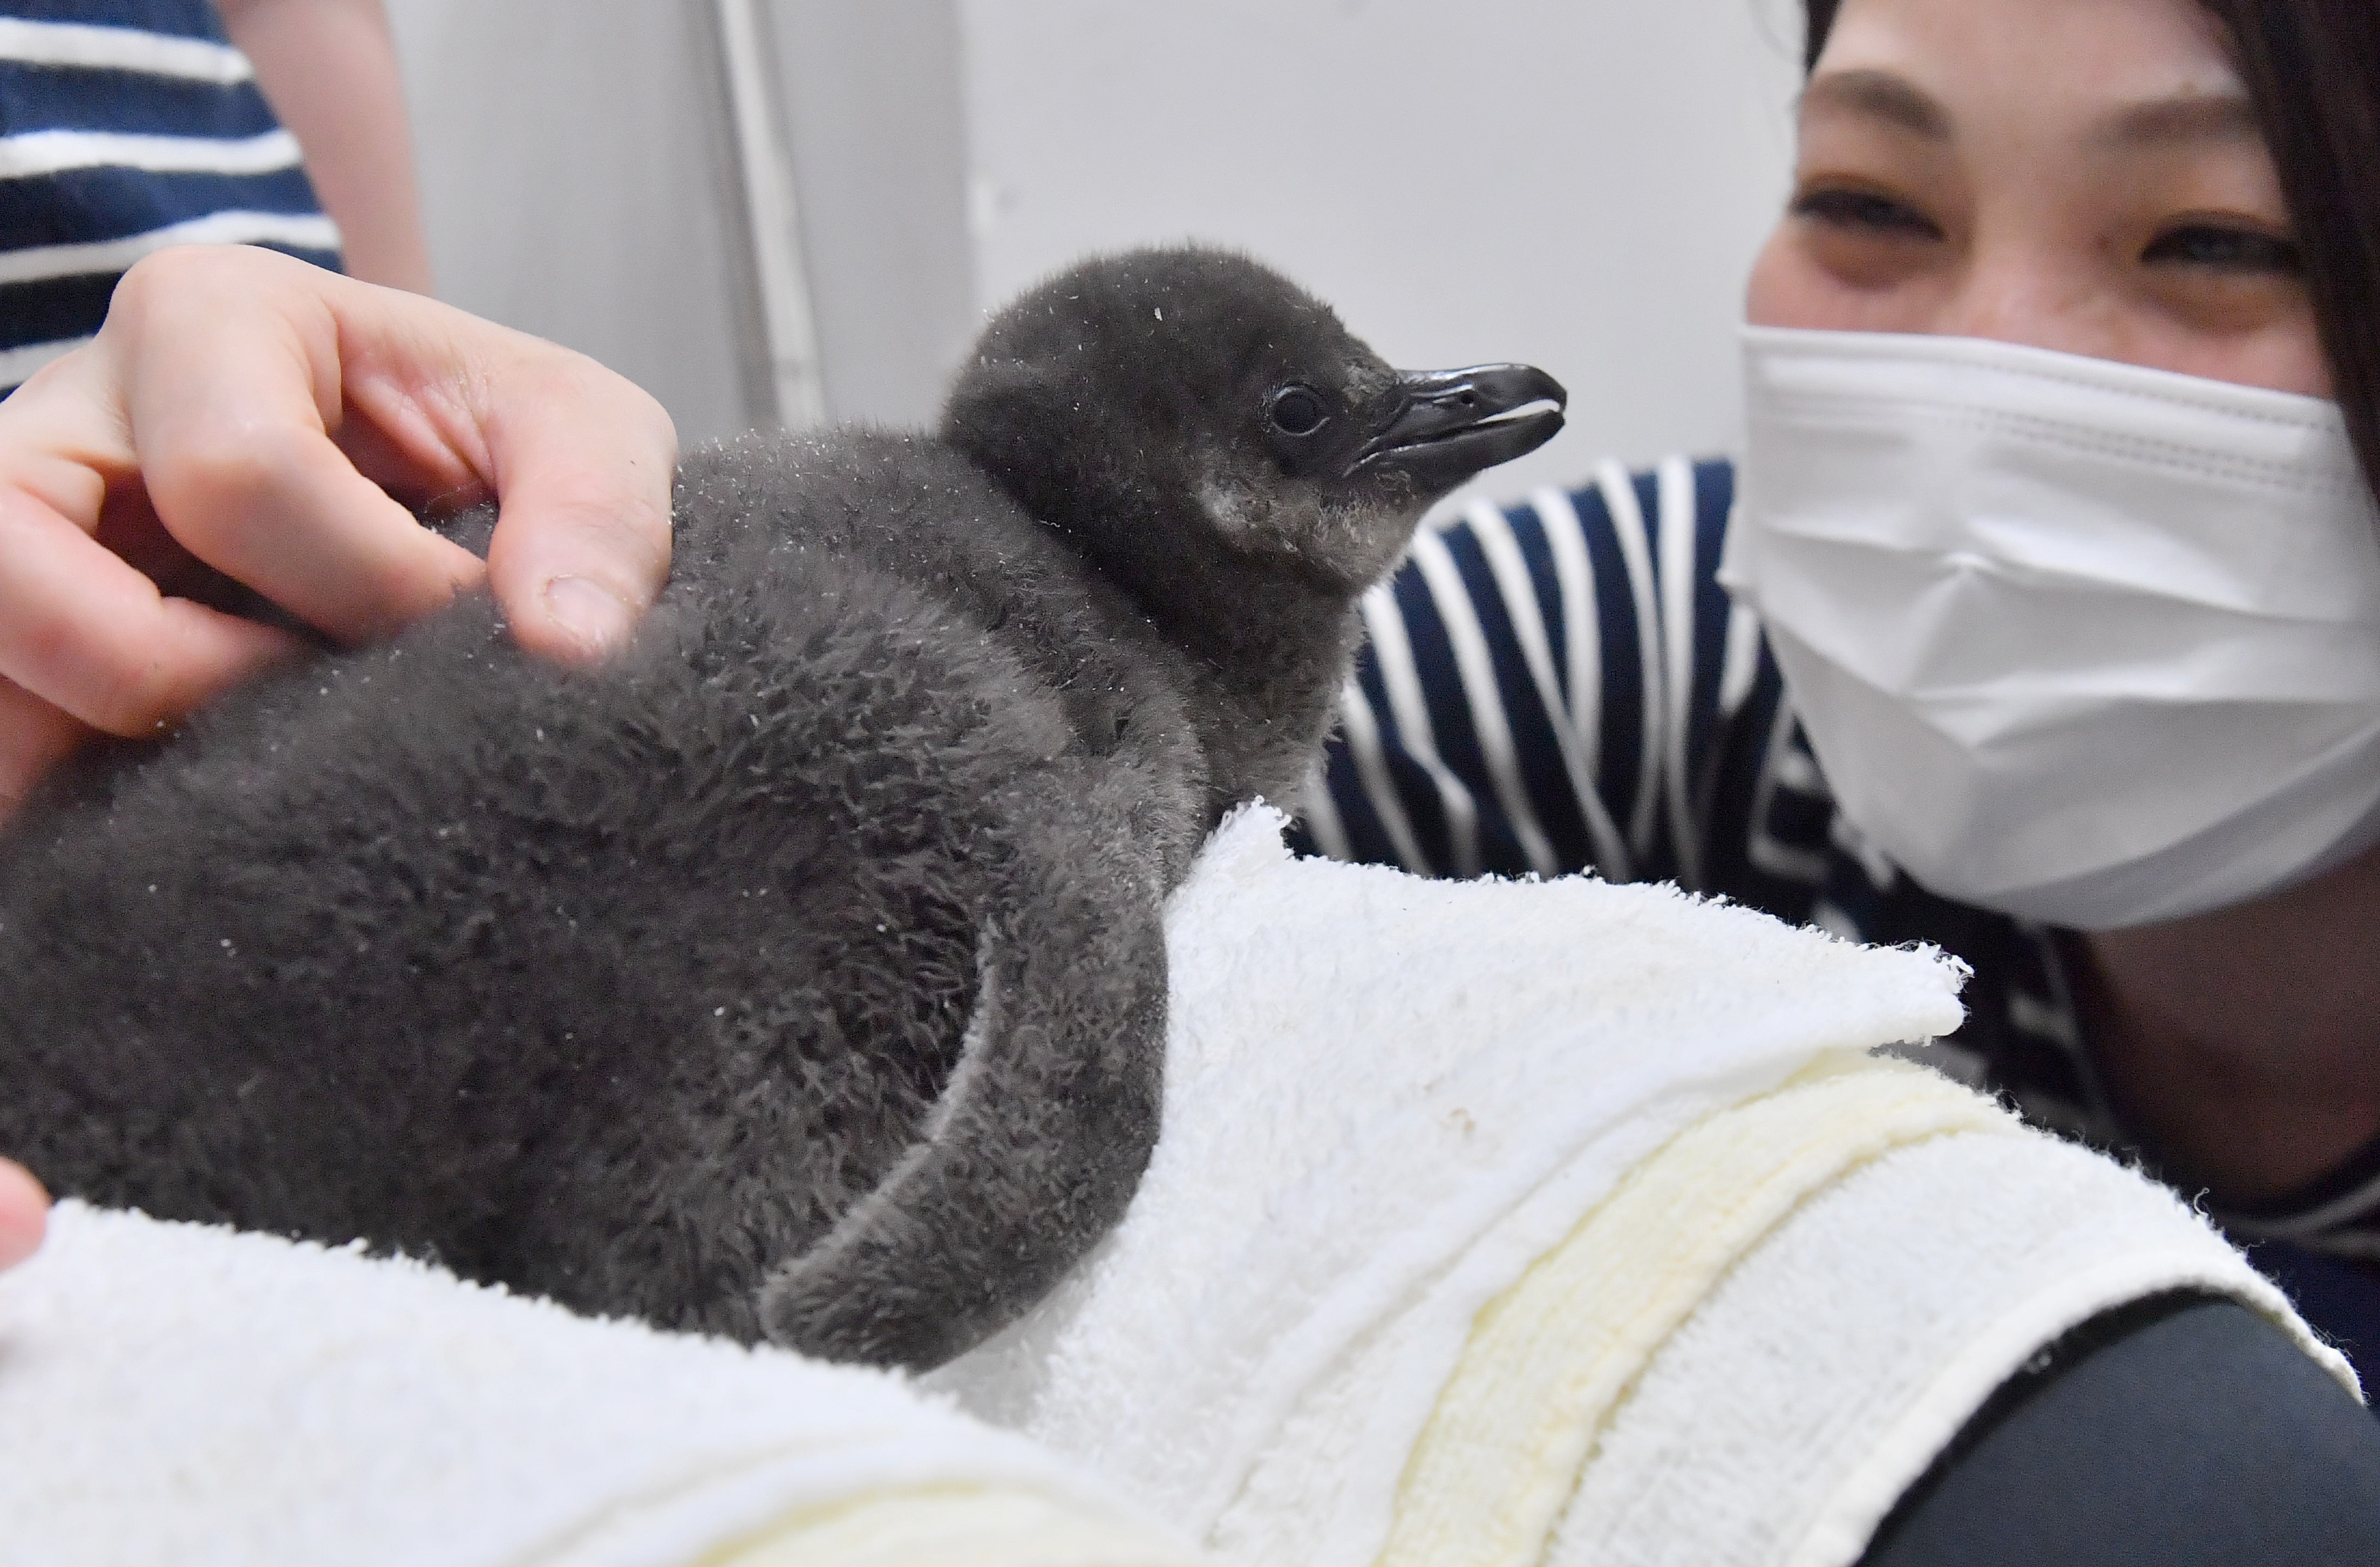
[{"x1": 1719, "y1": 325, "x2": 2380, "y2": 930}]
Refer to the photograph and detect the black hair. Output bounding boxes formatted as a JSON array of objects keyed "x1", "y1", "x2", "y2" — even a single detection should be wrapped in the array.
[{"x1": 1800, "y1": 0, "x2": 2380, "y2": 503}]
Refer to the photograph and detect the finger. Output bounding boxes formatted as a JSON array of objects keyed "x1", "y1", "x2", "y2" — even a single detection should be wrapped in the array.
[
  {"x1": 430, "y1": 349, "x2": 675, "y2": 663},
  {"x1": 0, "y1": 1158, "x2": 47, "y2": 1272},
  {"x1": 148, "y1": 415, "x2": 487, "y2": 644},
  {"x1": 331, "y1": 404, "x2": 486, "y2": 514},
  {"x1": 0, "y1": 486, "x2": 303, "y2": 737},
  {"x1": 155, "y1": 247, "x2": 672, "y2": 662},
  {"x1": 0, "y1": 678, "x2": 93, "y2": 823},
  {"x1": 228, "y1": 255, "x2": 674, "y2": 660},
  {"x1": 101, "y1": 248, "x2": 487, "y2": 645}
]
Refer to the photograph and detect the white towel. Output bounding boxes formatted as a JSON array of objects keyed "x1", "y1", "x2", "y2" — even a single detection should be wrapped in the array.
[
  {"x1": 931, "y1": 809, "x2": 2347, "y2": 1567},
  {"x1": 3, "y1": 808, "x2": 2342, "y2": 1567},
  {"x1": 0, "y1": 1202, "x2": 1193, "y2": 1567}
]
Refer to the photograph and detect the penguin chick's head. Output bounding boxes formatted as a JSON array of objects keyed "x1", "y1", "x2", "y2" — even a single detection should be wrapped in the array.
[{"x1": 942, "y1": 247, "x2": 1566, "y2": 602}]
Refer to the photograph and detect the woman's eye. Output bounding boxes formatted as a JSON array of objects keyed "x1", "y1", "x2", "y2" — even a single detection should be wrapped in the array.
[
  {"x1": 2141, "y1": 223, "x2": 2304, "y2": 276},
  {"x1": 1791, "y1": 187, "x2": 1942, "y2": 240}
]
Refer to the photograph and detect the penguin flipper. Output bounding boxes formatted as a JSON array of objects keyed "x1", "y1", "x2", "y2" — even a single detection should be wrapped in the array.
[{"x1": 759, "y1": 785, "x2": 1167, "y2": 1371}]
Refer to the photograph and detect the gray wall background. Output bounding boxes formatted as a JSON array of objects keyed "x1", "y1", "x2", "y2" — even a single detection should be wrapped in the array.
[{"x1": 390, "y1": 1, "x2": 1804, "y2": 507}]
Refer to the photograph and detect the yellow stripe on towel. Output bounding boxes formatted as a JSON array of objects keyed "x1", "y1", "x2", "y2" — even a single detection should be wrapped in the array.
[
  {"x1": 703, "y1": 1484, "x2": 1201, "y2": 1567},
  {"x1": 1381, "y1": 1053, "x2": 2017, "y2": 1567}
]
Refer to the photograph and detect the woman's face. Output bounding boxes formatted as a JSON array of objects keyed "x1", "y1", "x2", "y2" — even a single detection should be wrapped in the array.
[{"x1": 1746, "y1": 0, "x2": 2330, "y2": 398}]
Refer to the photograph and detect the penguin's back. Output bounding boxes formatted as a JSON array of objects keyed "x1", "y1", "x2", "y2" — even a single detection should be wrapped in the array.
[
  {"x1": 0, "y1": 428, "x2": 1191, "y2": 1336},
  {"x1": 674, "y1": 432, "x2": 1209, "y2": 837}
]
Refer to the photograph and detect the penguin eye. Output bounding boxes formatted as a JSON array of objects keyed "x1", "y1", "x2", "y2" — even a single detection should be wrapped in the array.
[{"x1": 1266, "y1": 386, "x2": 1328, "y2": 437}]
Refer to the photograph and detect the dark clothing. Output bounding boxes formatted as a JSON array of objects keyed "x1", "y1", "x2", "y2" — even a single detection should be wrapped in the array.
[{"x1": 1861, "y1": 1295, "x2": 2380, "y2": 1564}]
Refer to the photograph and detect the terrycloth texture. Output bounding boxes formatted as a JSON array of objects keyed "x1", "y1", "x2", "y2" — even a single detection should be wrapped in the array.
[
  {"x1": 708, "y1": 1491, "x2": 1187, "y2": 1567},
  {"x1": 1548, "y1": 1119, "x2": 2351, "y2": 1567},
  {"x1": 931, "y1": 809, "x2": 1970, "y2": 1562},
  {"x1": 933, "y1": 810, "x2": 2342, "y2": 1567},
  {"x1": 1381, "y1": 1054, "x2": 2004, "y2": 1567},
  {"x1": 0, "y1": 1202, "x2": 1192, "y2": 1567}
]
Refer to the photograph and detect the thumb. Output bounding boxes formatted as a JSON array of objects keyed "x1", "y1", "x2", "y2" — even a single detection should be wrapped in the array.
[{"x1": 478, "y1": 357, "x2": 676, "y2": 663}]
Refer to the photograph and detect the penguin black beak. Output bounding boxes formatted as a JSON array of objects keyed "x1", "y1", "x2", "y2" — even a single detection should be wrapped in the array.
[{"x1": 1351, "y1": 364, "x2": 1568, "y2": 490}]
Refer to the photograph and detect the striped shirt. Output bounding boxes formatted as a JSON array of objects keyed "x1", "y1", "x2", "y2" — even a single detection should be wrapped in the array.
[
  {"x1": 0, "y1": 0, "x2": 340, "y2": 392},
  {"x1": 1296, "y1": 455, "x2": 2380, "y2": 1264}
]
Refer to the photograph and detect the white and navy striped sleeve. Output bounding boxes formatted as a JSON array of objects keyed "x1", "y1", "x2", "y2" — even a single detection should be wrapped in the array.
[{"x1": 0, "y1": 0, "x2": 342, "y2": 393}]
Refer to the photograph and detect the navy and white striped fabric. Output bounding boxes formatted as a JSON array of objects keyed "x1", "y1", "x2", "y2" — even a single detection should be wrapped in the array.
[
  {"x1": 0, "y1": 0, "x2": 339, "y2": 393},
  {"x1": 1294, "y1": 456, "x2": 2380, "y2": 1277}
]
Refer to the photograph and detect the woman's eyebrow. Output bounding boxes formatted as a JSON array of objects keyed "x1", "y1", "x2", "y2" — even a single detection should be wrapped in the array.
[
  {"x1": 1799, "y1": 69, "x2": 1950, "y2": 139},
  {"x1": 2098, "y1": 91, "x2": 2262, "y2": 147}
]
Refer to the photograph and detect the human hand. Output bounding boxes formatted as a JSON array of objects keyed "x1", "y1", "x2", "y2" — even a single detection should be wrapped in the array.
[
  {"x1": 0, "y1": 1159, "x2": 44, "y2": 1272},
  {"x1": 0, "y1": 243, "x2": 676, "y2": 817}
]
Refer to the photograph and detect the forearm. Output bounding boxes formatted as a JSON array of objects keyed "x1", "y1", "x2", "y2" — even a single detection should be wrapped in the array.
[{"x1": 217, "y1": 0, "x2": 433, "y2": 294}]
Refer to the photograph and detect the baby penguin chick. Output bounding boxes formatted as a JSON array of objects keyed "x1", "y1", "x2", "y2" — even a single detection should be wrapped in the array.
[{"x1": 0, "y1": 248, "x2": 1564, "y2": 1369}]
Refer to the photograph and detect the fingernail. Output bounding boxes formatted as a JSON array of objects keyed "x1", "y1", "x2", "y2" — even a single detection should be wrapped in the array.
[{"x1": 542, "y1": 575, "x2": 636, "y2": 656}]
